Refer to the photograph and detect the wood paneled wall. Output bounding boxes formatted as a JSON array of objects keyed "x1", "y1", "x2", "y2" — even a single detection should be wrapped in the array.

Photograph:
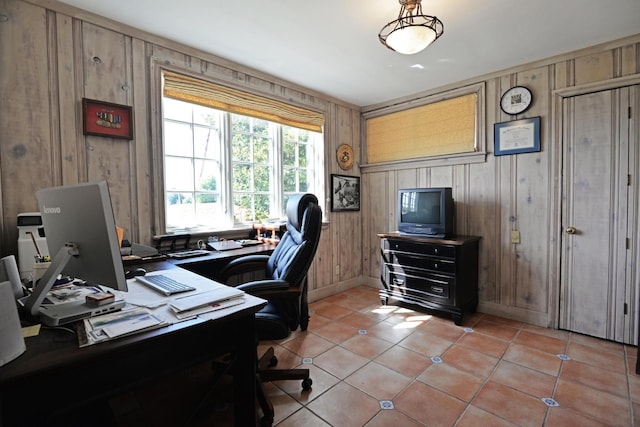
[
  {"x1": 1, "y1": 1, "x2": 639, "y2": 322},
  {"x1": 0, "y1": 0, "x2": 362, "y2": 300},
  {"x1": 360, "y1": 35, "x2": 640, "y2": 327}
]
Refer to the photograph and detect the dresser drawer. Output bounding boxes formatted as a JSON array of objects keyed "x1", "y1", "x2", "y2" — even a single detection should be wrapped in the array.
[
  {"x1": 385, "y1": 268, "x2": 453, "y2": 302},
  {"x1": 384, "y1": 252, "x2": 455, "y2": 274},
  {"x1": 386, "y1": 239, "x2": 455, "y2": 259}
]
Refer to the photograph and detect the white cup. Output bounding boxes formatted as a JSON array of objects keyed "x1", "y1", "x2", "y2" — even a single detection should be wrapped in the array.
[{"x1": 32, "y1": 261, "x2": 51, "y2": 285}]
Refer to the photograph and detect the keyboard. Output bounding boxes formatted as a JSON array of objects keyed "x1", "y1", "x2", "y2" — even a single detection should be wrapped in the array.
[
  {"x1": 165, "y1": 249, "x2": 209, "y2": 259},
  {"x1": 135, "y1": 274, "x2": 196, "y2": 296}
]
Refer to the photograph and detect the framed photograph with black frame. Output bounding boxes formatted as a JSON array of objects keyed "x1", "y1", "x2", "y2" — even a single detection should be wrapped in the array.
[
  {"x1": 494, "y1": 116, "x2": 541, "y2": 156},
  {"x1": 331, "y1": 174, "x2": 360, "y2": 212},
  {"x1": 82, "y1": 98, "x2": 134, "y2": 140}
]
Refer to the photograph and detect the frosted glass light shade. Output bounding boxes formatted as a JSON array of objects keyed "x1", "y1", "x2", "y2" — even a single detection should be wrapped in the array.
[{"x1": 385, "y1": 25, "x2": 437, "y2": 55}]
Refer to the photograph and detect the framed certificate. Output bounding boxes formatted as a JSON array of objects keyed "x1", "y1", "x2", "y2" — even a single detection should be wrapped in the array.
[{"x1": 494, "y1": 117, "x2": 541, "y2": 156}]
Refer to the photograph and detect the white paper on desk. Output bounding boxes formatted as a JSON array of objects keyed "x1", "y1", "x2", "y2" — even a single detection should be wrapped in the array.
[
  {"x1": 172, "y1": 297, "x2": 246, "y2": 320},
  {"x1": 43, "y1": 284, "x2": 103, "y2": 305},
  {"x1": 208, "y1": 240, "x2": 242, "y2": 251},
  {"x1": 90, "y1": 309, "x2": 165, "y2": 338},
  {"x1": 120, "y1": 269, "x2": 244, "y2": 324},
  {"x1": 169, "y1": 287, "x2": 244, "y2": 312},
  {"x1": 119, "y1": 280, "x2": 168, "y2": 308},
  {"x1": 122, "y1": 269, "x2": 228, "y2": 308}
]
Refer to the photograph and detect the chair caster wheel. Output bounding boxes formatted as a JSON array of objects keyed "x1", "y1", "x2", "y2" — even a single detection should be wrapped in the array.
[
  {"x1": 302, "y1": 377, "x2": 313, "y2": 390},
  {"x1": 268, "y1": 356, "x2": 278, "y2": 367}
]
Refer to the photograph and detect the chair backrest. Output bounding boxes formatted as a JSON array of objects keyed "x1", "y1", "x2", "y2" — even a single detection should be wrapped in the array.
[
  {"x1": 266, "y1": 193, "x2": 322, "y2": 285},
  {"x1": 262, "y1": 193, "x2": 322, "y2": 331}
]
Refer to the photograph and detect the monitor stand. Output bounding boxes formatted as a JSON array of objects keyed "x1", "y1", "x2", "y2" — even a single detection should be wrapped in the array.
[{"x1": 20, "y1": 243, "x2": 79, "y2": 317}]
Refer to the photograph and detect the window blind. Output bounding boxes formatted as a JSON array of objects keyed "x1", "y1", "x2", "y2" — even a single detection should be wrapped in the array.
[
  {"x1": 366, "y1": 93, "x2": 477, "y2": 163},
  {"x1": 163, "y1": 71, "x2": 324, "y2": 132}
]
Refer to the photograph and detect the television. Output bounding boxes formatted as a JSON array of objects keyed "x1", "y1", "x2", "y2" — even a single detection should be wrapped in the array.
[
  {"x1": 397, "y1": 187, "x2": 454, "y2": 238},
  {"x1": 22, "y1": 181, "x2": 128, "y2": 317}
]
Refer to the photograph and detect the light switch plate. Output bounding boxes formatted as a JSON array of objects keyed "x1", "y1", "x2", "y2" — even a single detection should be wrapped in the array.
[{"x1": 511, "y1": 230, "x2": 521, "y2": 244}]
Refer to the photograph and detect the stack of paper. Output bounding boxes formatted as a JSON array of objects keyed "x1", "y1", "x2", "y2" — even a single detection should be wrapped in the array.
[
  {"x1": 77, "y1": 308, "x2": 167, "y2": 347},
  {"x1": 171, "y1": 298, "x2": 245, "y2": 320},
  {"x1": 168, "y1": 287, "x2": 245, "y2": 319}
]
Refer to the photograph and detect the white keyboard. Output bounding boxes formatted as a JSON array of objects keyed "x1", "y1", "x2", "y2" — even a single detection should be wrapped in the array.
[{"x1": 135, "y1": 274, "x2": 196, "y2": 295}]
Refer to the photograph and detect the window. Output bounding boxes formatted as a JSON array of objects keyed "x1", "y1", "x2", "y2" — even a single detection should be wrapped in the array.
[
  {"x1": 361, "y1": 82, "x2": 486, "y2": 171},
  {"x1": 161, "y1": 97, "x2": 324, "y2": 233}
]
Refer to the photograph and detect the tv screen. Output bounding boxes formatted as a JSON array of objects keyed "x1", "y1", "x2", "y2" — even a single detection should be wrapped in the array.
[{"x1": 398, "y1": 188, "x2": 454, "y2": 238}]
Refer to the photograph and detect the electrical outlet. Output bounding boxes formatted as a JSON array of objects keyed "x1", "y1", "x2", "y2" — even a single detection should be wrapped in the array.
[
  {"x1": 335, "y1": 265, "x2": 340, "y2": 275},
  {"x1": 511, "y1": 230, "x2": 521, "y2": 244}
]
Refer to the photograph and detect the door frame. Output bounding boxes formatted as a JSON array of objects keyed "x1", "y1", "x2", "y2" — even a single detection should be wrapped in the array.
[{"x1": 551, "y1": 74, "x2": 640, "y2": 341}]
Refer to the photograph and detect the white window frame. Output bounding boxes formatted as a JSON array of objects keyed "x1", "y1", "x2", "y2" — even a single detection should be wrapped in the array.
[{"x1": 160, "y1": 97, "x2": 324, "y2": 234}]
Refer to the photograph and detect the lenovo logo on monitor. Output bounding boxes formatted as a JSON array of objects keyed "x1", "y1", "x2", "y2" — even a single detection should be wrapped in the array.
[{"x1": 42, "y1": 205, "x2": 61, "y2": 214}]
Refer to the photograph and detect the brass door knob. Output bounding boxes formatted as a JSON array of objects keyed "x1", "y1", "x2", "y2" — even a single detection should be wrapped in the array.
[{"x1": 566, "y1": 226, "x2": 577, "y2": 234}]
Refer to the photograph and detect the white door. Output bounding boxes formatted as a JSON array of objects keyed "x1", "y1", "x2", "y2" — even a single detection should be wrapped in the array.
[{"x1": 560, "y1": 86, "x2": 638, "y2": 344}]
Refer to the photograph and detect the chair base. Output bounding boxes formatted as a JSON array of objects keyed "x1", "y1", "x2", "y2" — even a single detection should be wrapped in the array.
[{"x1": 256, "y1": 346, "x2": 312, "y2": 426}]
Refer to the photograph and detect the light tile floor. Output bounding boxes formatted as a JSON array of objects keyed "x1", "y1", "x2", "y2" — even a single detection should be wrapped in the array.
[
  {"x1": 110, "y1": 285, "x2": 640, "y2": 427},
  {"x1": 258, "y1": 286, "x2": 639, "y2": 427}
]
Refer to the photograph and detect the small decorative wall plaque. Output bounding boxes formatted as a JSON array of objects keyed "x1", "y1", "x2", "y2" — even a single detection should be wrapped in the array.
[{"x1": 82, "y1": 98, "x2": 133, "y2": 140}]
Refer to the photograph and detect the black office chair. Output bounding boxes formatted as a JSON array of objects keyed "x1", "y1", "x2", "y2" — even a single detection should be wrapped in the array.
[{"x1": 217, "y1": 193, "x2": 322, "y2": 426}]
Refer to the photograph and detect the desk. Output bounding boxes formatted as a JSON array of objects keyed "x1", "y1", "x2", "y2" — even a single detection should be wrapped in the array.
[
  {"x1": 0, "y1": 264, "x2": 266, "y2": 426},
  {"x1": 124, "y1": 243, "x2": 274, "y2": 281},
  {"x1": 170, "y1": 243, "x2": 274, "y2": 281}
]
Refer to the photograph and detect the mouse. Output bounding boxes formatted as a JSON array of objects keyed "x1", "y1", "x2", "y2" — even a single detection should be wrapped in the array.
[{"x1": 125, "y1": 267, "x2": 146, "y2": 279}]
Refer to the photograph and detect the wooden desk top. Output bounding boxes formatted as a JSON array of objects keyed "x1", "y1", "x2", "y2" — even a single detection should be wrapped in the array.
[
  {"x1": 123, "y1": 242, "x2": 275, "y2": 267},
  {"x1": 171, "y1": 243, "x2": 274, "y2": 266},
  {"x1": 1, "y1": 261, "x2": 267, "y2": 427},
  {"x1": 0, "y1": 267, "x2": 266, "y2": 385}
]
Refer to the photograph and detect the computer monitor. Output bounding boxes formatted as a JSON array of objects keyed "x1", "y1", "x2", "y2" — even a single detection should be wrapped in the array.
[{"x1": 22, "y1": 181, "x2": 127, "y2": 316}]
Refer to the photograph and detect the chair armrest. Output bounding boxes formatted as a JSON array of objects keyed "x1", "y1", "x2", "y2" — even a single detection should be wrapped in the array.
[
  {"x1": 217, "y1": 255, "x2": 271, "y2": 282},
  {"x1": 237, "y1": 279, "x2": 301, "y2": 299}
]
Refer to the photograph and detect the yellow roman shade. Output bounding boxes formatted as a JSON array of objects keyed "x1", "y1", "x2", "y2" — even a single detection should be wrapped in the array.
[
  {"x1": 366, "y1": 93, "x2": 477, "y2": 163},
  {"x1": 163, "y1": 71, "x2": 324, "y2": 132}
]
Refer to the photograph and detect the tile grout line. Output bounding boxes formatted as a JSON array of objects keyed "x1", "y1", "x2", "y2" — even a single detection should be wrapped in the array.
[{"x1": 274, "y1": 289, "x2": 639, "y2": 426}]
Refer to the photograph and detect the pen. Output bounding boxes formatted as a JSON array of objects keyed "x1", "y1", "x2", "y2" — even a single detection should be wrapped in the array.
[
  {"x1": 28, "y1": 231, "x2": 45, "y2": 262},
  {"x1": 28, "y1": 231, "x2": 42, "y2": 257}
]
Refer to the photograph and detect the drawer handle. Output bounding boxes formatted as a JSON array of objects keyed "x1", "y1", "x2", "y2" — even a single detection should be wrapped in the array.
[
  {"x1": 432, "y1": 286, "x2": 444, "y2": 294},
  {"x1": 434, "y1": 248, "x2": 439, "y2": 254},
  {"x1": 392, "y1": 278, "x2": 404, "y2": 286},
  {"x1": 434, "y1": 263, "x2": 439, "y2": 269}
]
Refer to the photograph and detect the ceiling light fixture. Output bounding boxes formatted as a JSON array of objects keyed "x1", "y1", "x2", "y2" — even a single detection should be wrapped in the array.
[{"x1": 379, "y1": 0, "x2": 444, "y2": 55}]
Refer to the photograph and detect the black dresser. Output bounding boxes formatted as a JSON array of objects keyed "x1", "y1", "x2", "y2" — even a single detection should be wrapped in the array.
[{"x1": 378, "y1": 233, "x2": 480, "y2": 325}]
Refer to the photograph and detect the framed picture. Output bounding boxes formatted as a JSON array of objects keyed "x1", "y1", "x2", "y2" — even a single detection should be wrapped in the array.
[
  {"x1": 331, "y1": 174, "x2": 360, "y2": 212},
  {"x1": 494, "y1": 116, "x2": 541, "y2": 156},
  {"x1": 82, "y1": 98, "x2": 133, "y2": 140}
]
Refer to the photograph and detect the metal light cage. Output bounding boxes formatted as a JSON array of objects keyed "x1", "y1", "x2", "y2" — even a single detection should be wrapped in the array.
[{"x1": 379, "y1": 0, "x2": 444, "y2": 55}]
